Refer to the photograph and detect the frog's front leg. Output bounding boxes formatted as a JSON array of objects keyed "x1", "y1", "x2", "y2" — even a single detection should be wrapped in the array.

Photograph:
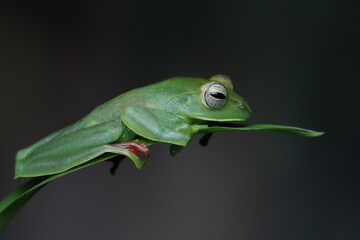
[{"x1": 15, "y1": 121, "x2": 149, "y2": 178}]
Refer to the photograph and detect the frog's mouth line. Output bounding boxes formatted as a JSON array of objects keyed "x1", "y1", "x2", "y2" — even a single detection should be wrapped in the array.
[{"x1": 207, "y1": 121, "x2": 248, "y2": 128}]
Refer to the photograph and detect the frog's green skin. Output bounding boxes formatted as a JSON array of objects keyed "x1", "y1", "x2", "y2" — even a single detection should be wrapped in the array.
[{"x1": 14, "y1": 75, "x2": 322, "y2": 178}]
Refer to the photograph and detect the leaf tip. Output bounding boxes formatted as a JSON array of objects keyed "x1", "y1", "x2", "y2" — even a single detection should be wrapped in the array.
[{"x1": 311, "y1": 131, "x2": 325, "y2": 137}]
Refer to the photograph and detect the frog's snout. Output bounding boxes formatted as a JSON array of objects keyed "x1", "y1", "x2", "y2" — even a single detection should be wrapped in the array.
[{"x1": 236, "y1": 100, "x2": 252, "y2": 120}]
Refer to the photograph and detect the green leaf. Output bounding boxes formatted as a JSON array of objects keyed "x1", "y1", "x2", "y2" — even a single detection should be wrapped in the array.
[
  {"x1": 0, "y1": 153, "x2": 118, "y2": 234},
  {"x1": 0, "y1": 123, "x2": 324, "y2": 234},
  {"x1": 198, "y1": 123, "x2": 325, "y2": 137}
]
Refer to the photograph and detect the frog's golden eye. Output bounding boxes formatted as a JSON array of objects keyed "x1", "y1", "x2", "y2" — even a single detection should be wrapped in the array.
[{"x1": 201, "y1": 82, "x2": 228, "y2": 109}]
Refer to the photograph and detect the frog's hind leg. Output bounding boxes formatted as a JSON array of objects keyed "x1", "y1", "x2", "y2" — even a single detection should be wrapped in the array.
[
  {"x1": 15, "y1": 121, "x2": 124, "y2": 178},
  {"x1": 15, "y1": 142, "x2": 150, "y2": 178},
  {"x1": 16, "y1": 117, "x2": 92, "y2": 161}
]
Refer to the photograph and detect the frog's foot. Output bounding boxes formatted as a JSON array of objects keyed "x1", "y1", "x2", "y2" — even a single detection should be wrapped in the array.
[
  {"x1": 199, "y1": 132, "x2": 213, "y2": 147},
  {"x1": 111, "y1": 142, "x2": 150, "y2": 162},
  {"x1": 106, "y1": 155, "x2": 125, "y2": 175}
]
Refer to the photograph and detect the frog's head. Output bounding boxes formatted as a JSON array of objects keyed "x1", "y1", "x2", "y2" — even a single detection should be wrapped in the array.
[{"x1": 165, "y1": 74, "x2": 252, "y2": 123}]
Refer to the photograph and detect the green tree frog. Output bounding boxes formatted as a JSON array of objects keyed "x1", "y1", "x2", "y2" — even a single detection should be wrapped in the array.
[{"x1": 0, "y1": 74, "x2": 324, "y2": 233}]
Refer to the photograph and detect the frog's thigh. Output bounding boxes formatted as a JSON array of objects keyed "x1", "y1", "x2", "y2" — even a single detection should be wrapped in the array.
[
  {"x1": 16, "y1": 145, "x2": 140, "y2": 177},
  {"x1": 15, "y1": 121, "x2": 123, "y2": 178}
]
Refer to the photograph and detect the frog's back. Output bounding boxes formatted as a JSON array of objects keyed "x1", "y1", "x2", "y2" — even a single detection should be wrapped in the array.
[{"x1": 15, "y1": 77, "x2": 206, "y2": 161}]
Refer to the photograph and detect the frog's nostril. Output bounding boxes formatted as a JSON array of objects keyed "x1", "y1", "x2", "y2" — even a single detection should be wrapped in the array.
[
  {"x1": 238, "y1": 103, "x2": 246, "y2": 110},
  {"x1": 238, "y1": 102, "x2": 252, "y2": 114}
]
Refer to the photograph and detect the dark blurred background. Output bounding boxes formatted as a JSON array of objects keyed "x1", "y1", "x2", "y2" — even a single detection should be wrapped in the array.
[{"x1": 0, "y1": 1, "x2": 359, "y2": 239}]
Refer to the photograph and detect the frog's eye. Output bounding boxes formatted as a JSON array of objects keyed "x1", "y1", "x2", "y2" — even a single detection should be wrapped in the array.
[{"x1": 201, "y1": 82, "x2": 228, "y2": 109}]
